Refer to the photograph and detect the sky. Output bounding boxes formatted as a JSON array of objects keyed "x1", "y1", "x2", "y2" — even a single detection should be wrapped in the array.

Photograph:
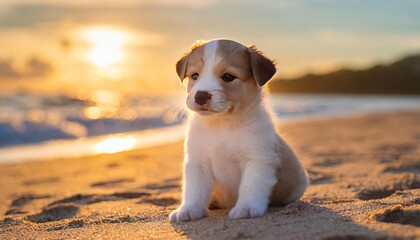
[{"x1": 0, "y1": 0, "x2": 419, "y2": 95}]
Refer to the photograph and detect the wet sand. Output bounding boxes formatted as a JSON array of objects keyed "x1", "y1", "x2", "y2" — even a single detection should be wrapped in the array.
[{"x1": 1, "y1": 110, "x2": 419, "y2": 239}]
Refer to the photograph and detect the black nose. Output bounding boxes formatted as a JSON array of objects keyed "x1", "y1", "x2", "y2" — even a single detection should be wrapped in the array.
[{"x1": 195, "y1": 91, "x2": 212, "y2": 106}]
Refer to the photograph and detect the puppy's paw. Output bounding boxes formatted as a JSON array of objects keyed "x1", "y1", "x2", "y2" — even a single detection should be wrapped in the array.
[
  {"x1": 228, "y1": 202, "x2": 267, "y2": 219},
  {"x1": 169, "y1": 205, "x2": 207, "y2": 222}
]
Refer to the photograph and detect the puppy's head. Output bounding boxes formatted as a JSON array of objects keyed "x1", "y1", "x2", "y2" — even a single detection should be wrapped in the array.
[{"x1": 176, "y1": 39, "x2": 276, "y2": 116}]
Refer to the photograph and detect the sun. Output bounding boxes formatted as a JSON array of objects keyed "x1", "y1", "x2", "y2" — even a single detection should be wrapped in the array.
[{"x1": 83, "y1": 27, "x2": 127, "y2": 68}]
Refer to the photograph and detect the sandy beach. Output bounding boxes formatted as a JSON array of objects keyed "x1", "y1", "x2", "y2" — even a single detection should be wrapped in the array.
[{"x1": 1, "y1": 110, "x2": 419, "y2": 239}]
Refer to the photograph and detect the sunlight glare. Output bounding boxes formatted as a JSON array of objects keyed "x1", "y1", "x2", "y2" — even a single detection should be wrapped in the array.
[
  {"x1": 84, "y1": 28, "x2": 127, "y2": 67},
  {"x1": 94, "y1": 136, "x2": 136, "y2": 154},
  {"x1": 82, "y1": 90, "x2": 123, "y2": 119}
]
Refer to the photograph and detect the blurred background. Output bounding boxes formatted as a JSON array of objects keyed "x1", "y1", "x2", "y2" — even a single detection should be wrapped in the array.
[{"x1": 1, "y1": 0, "x2": 419, "y2": 163}]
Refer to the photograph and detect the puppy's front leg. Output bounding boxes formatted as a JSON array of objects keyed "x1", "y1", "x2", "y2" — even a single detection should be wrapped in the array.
[
  {"x1": 169, "y1": 160, "x2": 213, "y2": 222},
  {"x1": 229, "y1": 160, "x2": 277, "y2": 219}
]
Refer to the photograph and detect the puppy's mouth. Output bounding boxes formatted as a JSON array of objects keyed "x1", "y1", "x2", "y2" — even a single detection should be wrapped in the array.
[
  {"x1": 191, "y1": 106, "x2": 234, "y2": 116},
  {"x1": 194, "y1": 107, "x2": 218, "y2": 115}
]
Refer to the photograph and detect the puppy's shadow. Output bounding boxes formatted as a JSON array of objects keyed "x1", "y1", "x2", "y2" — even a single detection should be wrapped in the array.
[{"x1": 170, "y1": 201, "x2": 385, "y2": 240}]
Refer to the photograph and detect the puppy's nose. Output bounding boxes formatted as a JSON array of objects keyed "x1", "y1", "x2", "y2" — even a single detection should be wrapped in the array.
[{"x1": 195, "y1": 91, "x2": 212, "y2": 106}]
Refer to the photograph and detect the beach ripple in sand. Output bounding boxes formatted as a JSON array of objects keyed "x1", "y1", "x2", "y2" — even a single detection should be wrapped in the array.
[
  {"x1": 90, "y1": 178, "x2": 134, "y2": 187},
  {"x1": 357, "y1": 175, "x2": 420, "y2": 200},
  {"x1": 11, "y1": 194, "x2": 51, "y2": 207},
  {"x1": 47, "y1": 192, "x2": 150, "y2": 206},
  {"x1": 372, "y1": 205, "x2": 420, "y2": 227},
  {"x1": 138, "y1": 197, "x2": 178, "y2": 207},
  {"x1": 26, "y1": 204, "x2": 79, "y2": 223}
]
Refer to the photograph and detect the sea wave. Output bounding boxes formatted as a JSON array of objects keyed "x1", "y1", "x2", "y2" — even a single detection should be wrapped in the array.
[
  {"x1": 1, "y1": 93, "x2": 419, "y2": 151},
  {"x1": 0, "y1": 92, "x2": 185, "y2": 147}
]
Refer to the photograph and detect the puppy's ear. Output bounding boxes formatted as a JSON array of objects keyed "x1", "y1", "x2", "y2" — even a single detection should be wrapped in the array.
[
  {"x1": 176, "y1": 54, "x2": 189, "y2": 83},
  {"x1": 176, "y1": 40, "x2": 208, "y2": 83},
  {"x1": 247, "y1": 46, "x2": 276, "y2": 87}
]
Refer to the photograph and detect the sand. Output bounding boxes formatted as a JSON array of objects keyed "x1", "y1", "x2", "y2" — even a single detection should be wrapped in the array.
[{"x1": 1, "y1": 110, "x2": 419, "y2": 239}]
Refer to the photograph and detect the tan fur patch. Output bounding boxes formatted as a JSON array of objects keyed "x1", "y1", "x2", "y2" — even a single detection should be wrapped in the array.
[{"x1": 214, "y1": 40, "x2": 260, "y2": 115}]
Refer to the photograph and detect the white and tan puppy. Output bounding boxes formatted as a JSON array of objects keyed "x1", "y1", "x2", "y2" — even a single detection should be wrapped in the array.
[{"x1": 170, "y1": 39, "x2": 309, "y2": 222}]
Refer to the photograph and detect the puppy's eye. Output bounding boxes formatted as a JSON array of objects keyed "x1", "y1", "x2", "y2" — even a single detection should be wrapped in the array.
[
  {"x1": 221, "y1": 73, "x2": 236, "y2": 82},
  {"x1": 191, "y1": 73, "x2": 199, "y2": 80}
]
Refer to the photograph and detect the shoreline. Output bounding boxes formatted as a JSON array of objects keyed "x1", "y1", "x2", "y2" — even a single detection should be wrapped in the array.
[
  {"x1": 1, "y1": 106, "x2": 420, "y2": 165},
  {"x1": 0, "y1": 124, "x2": 186, "y2": 165},
  {"x1": 1, "y1": 110, "x2": 419, "y2": 239}
]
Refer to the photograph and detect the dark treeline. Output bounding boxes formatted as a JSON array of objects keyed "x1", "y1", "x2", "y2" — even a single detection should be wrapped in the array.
[{"x1": 269, "y1": 54, "x2": 420, "y2": 94}]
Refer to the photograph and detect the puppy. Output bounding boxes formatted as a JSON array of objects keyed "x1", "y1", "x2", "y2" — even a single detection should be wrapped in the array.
[{"x1": 169, "y1": 39, "x2": 309, "y2": 222}]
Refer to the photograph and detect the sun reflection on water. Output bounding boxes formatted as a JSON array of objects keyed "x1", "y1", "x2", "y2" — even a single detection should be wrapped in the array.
[
  {"x1": 79, "y1": 89, "x2": 179, "y2": 122},
  {"x1": 94, "y1": 136, "x2": 136, "y2": 154},
  {"x1": 82, "y1": 90, "x2": 123, "y2": 119}
]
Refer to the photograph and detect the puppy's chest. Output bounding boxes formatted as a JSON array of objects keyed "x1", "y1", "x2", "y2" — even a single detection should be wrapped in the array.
[
  {"x1": 201, "y1": 129, "x2": 249, "y2": 170},
  {"x1": 189, "y1": 122, "x2": 257, "y2": 186},
  {"x1": 189, "y1": 120, "x2": 256, "y2": 168},
  {"x1": 204, "y1": 133, "x2": 246, "y2": 187}
]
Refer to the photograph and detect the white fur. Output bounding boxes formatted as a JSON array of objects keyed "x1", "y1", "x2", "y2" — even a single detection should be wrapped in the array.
[{"x1": 170, "y1": 41, "x2": 308, "y2": 222}]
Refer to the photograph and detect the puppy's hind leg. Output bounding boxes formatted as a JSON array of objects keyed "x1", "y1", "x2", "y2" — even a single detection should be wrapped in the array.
[
  {"x1": 169, "y1": 161, "x2": 213, "y2": 222},
  {"x1": 270, "y1": 147, "x2": 309, "y2": 206}
]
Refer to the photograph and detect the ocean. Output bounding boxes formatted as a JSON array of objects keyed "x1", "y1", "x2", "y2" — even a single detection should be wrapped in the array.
[{"x1": 0, "y1": 93, "x2": 419, "y2": 164}]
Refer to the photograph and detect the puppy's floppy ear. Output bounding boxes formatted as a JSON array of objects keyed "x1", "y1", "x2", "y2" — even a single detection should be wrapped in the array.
[
  {"x1": 176, "y1": 54, "x2": 189, "y2": 83},
  {"x1": 247, "y1": 45, "x2": 276, "y2": 87},
  {"x1": 176, "y1": 40, "x2": 208, "y2": 83}
]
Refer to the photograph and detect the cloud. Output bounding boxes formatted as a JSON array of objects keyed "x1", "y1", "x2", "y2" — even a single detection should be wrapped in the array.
[
  {"x1": 0, "y1": 60, "x2": 20, "y2": 79},
  {"x1": 0, "y1": 57, "x2": 53, "y2": 80},
  {"x1": 26, "y1": 58, "x2": 53, "y2": 77}
]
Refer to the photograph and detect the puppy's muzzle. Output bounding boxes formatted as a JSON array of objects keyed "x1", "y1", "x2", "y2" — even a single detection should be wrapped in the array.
[{"x1": 195, "y1": 91, "x2": 212, "y2": 106}]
